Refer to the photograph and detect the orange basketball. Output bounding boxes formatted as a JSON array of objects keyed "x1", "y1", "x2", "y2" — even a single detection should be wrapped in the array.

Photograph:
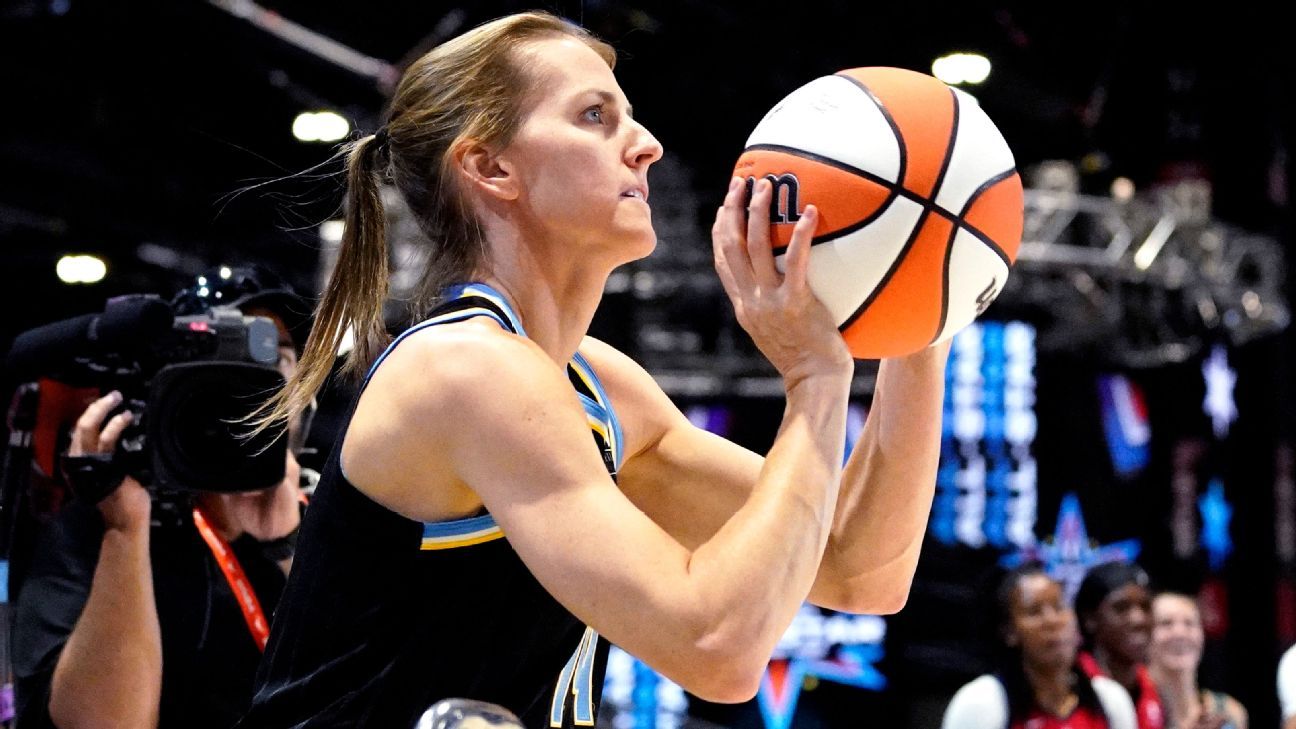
[{"x1": 733, "y1": 67, "x2": 1024, "y2": 359}]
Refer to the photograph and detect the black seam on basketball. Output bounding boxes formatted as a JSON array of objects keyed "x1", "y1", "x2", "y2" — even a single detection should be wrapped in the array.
[
  {"x1": 958, "y1": 167, "x2": 1018, "y2": 218},
  {"x1": 956, "y1": 221, "x2": 1012, "y2": 268},
  {"x1": 743, "y1": 143, "x2": 973, "y2": 234},
  {"x1": 833, "y1": 72, "x2": 908, "y2": 187},
  {"x1": 745, "y1": 143, "x2": 897, "y2": 192},
  {"x1": 931, "y1": 219, "x2": 961, "y2": 346},
  {"x1": 770, "y1": 187, "x2": 903, "y2": 256},
  {"x1": 838, "y1": 208, "x2": 932, "y2": 334},
  {"x1": 929, "y1": 87, "x2": 960, "y2": 199},
  {"x1": 952, "y1": 167, "x2": 1019, "y2": 267}
]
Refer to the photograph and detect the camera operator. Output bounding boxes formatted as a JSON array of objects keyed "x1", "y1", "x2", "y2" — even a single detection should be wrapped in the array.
[{"x1": 8, "y1": 266, "x2": 311, "y2": 729}]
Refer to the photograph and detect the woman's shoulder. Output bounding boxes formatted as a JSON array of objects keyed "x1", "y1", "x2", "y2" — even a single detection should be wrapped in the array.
[
  {"x1": 375, "y1": 317, "x2": 551, "y2": 388},
  {"x1": 353, "y1": 319, "x2": 574, "y2": 454},
  {"x1": 941, "y1": 675, "x2": 1008, "y2": 729},
  {"x1": 1090, "y1": 675, "x2": 1137, "y2": 729},
  {"x1": 576, "y1": 336, "x2": 671, "y2": 406},
  {"x1": 1210, "y1": 691, "x2": 1247, "y2": 729}
]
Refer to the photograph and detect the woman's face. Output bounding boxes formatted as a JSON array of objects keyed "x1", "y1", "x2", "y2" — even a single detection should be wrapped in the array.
[
  {"x1": 1149, "y1": 593, "x2": 1203, "y2": 674},
  {"x1": 499, "y1": 36, "x2": 663, "y2": 263},
  {"x1": 1007, "y1": 573, "x2": 1078, "y2": 671},
  {"x1": 1088, "y1": 582, "x2": 1152, "y2": 665}
]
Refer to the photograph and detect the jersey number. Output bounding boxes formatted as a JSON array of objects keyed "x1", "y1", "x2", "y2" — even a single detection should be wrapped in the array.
[{"x1": 549, "y1": 628, "x2": 598, "y2": 727}]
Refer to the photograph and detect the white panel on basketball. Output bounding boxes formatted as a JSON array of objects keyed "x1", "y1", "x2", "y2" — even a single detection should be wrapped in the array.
[
  {"x1": 932, "y1": 88, "x2": 1018, "y2": 215},
  {"x1": 775, "y1": 196, "x2": 924, "y2": 327},
  {"x1": 934, "y1": 228, "x2": 1011, "y2": 343},
  {"x1": 746, "y1": 76, "x2": 903, "y2": 184}
]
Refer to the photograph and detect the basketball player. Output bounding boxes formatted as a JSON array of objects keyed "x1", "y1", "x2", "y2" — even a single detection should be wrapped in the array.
[{"x1": 238, "y1": 11, "x2": 947, "y2": 728}]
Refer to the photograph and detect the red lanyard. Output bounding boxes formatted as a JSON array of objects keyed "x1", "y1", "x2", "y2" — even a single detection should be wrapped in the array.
[{"x1": 192, "y1": 507, "x2": 270, "y2": 651}]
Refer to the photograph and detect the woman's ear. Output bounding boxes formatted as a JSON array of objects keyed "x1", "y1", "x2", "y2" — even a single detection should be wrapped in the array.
[{"x1": 454, "y1": 139, "x2": 518, "y2": 202}]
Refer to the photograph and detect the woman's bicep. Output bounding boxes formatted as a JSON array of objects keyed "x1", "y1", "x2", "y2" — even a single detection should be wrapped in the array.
[
  {"x1": 618, "y1": 423, "x2": 763, "y2": 550},
  {"x1": 437, "y1": 355, "x2": 720, "y2": 684},
  {"x1": 574, "y1": 337, "x2": 765, "y2": 549}
]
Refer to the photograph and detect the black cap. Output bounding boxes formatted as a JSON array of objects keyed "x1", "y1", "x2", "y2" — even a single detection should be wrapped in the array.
[
  {"x1": 1074, "y1": 560, "x2": 1151, "y2": 638},
  {"x1": 172, "y1": 265, "x2": 312, "y2": 351}
]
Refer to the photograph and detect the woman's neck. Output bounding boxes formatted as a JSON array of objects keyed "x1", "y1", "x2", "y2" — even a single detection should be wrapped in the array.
[
  {"x1": 476, "y1": 228, "x2": 611, "y2": 365},
  {"x1": 1149, "y1": 663, "x2": 1200, "y2": 728},
  {"x1": 1093, "y1": 646, "x2": 1141, "y2": 692},
  {"x1": 1023, "y1": 661, "x2": 1078, "y2": 717}
]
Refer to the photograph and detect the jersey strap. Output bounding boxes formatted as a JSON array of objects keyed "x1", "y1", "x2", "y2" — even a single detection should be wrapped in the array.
[{"x1": 403, "y1": 283, "x2": 622, "y2": 550}]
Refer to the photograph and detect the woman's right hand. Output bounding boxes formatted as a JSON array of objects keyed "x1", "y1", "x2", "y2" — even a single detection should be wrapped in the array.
[
  {"x1": 711, "y1": 176, "x2": 852, "y2": 386},
  {"x1": 70, "y1": 391, "x2": 151, "y2": 533}
]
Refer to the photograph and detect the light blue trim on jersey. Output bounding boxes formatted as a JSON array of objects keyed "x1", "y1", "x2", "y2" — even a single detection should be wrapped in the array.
[
  {"x1": 571, "y1": 351, "x2": 624, "y2": 468},
  {"x1": 442, "y1": 282, "x2": 527, "y2": 336},
  {"x1": 364, "y1": 281, "x2": 525, "y2": 388},
  {"x1": 549, "y1": 641, "x2": 581, "y2": 726},
  {"x1": 361, "y1": 307, "x2": 508, "y2": 389},
  {"x1": 422, "y1": 513, "x2": 498, "y2": 537}
]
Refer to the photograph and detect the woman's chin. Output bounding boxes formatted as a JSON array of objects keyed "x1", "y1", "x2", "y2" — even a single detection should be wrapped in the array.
[{"x1": 616, "y1": 227, "x2": 657, "y2": 261}]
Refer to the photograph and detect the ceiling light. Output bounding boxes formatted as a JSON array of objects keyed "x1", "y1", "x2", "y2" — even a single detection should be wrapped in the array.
[
  {"x1": 56, "y1": 254, "x2": 107, "y2": 284},
  {"x1": 932, "y1": 53, "x2": 991, "y2": 85},
  {"x1": 293, "y1": 111, "x2": 350, "y2": 142}
]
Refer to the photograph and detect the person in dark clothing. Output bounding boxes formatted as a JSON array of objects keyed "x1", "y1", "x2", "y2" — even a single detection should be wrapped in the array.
[
  {"x1": 9, "y1": 270, "x2": 307, "y2": 729},
  {"x1": 238, "y1": 9, "x2": 950, "y2": 729}
]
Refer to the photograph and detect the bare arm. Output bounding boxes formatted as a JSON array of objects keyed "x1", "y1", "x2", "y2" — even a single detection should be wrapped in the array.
[
  {"x1": 346, "y1": 179, "x2": 853, "y2": 702},
  {"x1": 48, "y1": 393, "x2": 162, "y2": 729},
  {"x1": 610, "y1": 177, "x2": 946, "y2": 614},
  {"x1": 815, "y1": 342, "x2": 948, "y2": 612},
  {"x1": 606, "y1": 340, "x2": 943, "y2": 614}
]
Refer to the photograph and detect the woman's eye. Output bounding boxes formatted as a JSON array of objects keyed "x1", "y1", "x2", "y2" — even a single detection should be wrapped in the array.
[{"x1": 584, "y1": 106, "x2": 604, "y2": 123}]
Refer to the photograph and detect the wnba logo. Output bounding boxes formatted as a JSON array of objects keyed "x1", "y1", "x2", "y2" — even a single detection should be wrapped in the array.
[{"x1": 744, "y1": 173, "x2": 802, "y2": 224}]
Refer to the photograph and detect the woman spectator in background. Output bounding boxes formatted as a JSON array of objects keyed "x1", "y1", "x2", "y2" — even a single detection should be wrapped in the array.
[
  {"x1": 1147, "y1": 592, "x2": 1246, "y2": 729},
  {"x1": 1076, "y1": 561, "x2": 1165, "y2": 729},
  {"x1": 942, "y1": 563, "x2": 1136, "y2": 729}
]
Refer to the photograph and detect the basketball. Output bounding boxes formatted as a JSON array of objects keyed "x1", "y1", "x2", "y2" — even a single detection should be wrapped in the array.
[{"x1": 733, "y1": 66, "x2": 1024, "y2": 359}]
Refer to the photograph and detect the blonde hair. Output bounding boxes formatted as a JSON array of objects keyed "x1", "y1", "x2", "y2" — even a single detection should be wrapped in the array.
[{"x1": 253, "y1": 12, "x2": 615, "y2": 435}]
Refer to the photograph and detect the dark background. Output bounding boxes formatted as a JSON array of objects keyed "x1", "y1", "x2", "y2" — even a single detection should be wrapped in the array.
[{"x1": 3, "y1": 1, "x2": 1294, "y2": 727}]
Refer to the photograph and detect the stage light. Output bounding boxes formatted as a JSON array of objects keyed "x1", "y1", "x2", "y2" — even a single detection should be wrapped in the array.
[
  {"x1": 319, "y1": 219, "x2": 345, "y2": 243},
  {"x1": 56, "y1": 254, "x2": 106, "y2": 284},
  {"x1": 932, "y1": 53, "x2": 991, "y2": 85},
  {"x1": 1111, "y1": 177, "x2": 1136, "y2": 203},
  {"x1": 293, "y1": 111, "x2": 349, "y2": 142}
]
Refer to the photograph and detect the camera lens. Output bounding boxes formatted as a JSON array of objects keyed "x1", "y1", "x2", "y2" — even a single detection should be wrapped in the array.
[{"x1": 148, "y1": 362, "x2": 287, "y2": 492}]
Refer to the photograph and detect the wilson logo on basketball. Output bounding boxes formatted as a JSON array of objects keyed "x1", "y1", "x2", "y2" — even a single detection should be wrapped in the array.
[{"x1": 744, "y1": 173, "x2": 802, "y2": 224}]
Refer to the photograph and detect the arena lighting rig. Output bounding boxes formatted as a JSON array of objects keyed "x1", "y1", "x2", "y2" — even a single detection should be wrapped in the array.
[{"x1": 1007, "y1": 175, "x2": 1288, "y2": 368}]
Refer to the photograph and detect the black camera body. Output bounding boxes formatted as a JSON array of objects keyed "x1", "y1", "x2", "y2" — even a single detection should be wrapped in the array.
[{"x1": 6, "y1": 294, "x2": 288, "y2": 499}]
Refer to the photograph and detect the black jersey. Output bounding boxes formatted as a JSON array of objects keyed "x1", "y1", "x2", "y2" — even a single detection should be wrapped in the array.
[{"x1": 238, "y1": 283, "x2": 624, "y2": 729}]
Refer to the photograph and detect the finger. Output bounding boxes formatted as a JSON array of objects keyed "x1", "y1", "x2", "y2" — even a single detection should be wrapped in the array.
[
  {"x1": 745, "y1": 178, "x2": 779, "y2": 289},
  {"x1": 715, "y1": 178, "x2": 757, "y2": 293},
  {"x1": 96, "y1": 411, "x2": 134, "y2": 453},
  {"x1": 72, "y1": 391, "x2": 122, "y2": 455},
  {"x1": 782, "y1": 204, "x2": 818, "y2": 292},
  {"x1": 711, "y1": 241, "x2": 741, "y2": 302}
]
